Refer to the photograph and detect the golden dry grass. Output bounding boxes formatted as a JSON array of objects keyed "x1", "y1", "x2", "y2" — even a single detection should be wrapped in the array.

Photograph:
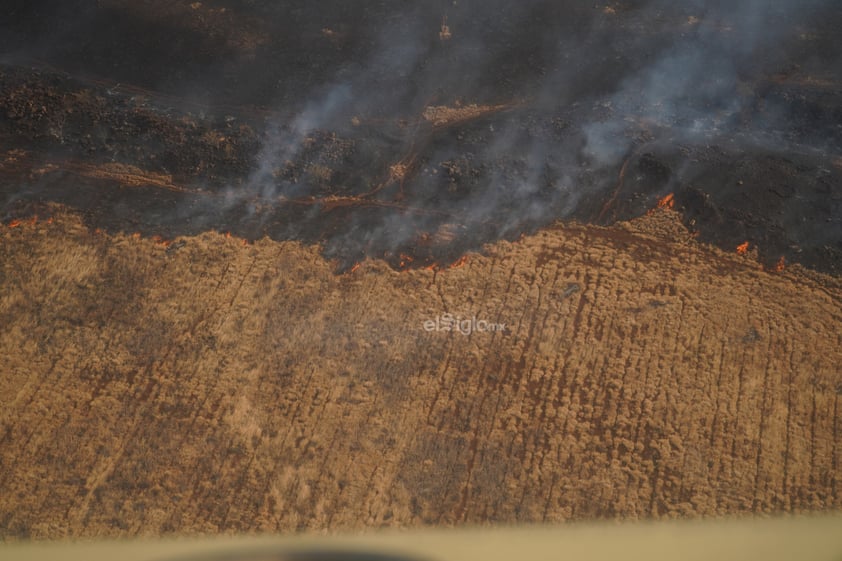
[
  {"x1": 0, "y1": 207, "x2": 840, "y2": 539},
  {"x1": 422, "y1": 103, "x2": 512, "y2": 128}
]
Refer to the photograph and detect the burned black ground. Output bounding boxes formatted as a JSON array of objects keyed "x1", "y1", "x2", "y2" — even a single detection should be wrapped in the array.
[{"x1": 1, "y1": 1, "x2": 841, "y2": 272}]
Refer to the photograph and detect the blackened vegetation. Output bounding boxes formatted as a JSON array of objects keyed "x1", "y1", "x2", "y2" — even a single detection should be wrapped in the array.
[{"x1": 1, "y1": 0, "x2": 841, "y2": 273}]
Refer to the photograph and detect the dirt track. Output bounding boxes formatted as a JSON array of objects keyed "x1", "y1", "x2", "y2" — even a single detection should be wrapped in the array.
[{"x1": 1, "y1": 208, "x2": 840, "y2": 538}]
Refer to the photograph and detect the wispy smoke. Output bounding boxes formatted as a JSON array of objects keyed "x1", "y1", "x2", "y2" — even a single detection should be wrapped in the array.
[
  {"x1": 6, "y1": 1, "x2": 837, "y2": 268},
  {"x1": 213, "y1": 0, "x2": 838, "y2": 266},
  {"x1": 247, "y1": 83, "x2": 353, "y2": 199}
]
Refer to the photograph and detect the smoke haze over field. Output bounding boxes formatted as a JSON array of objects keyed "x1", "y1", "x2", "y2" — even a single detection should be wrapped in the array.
[
  {"x1": 1, "y1": 0, "x2": 841, "y2": 270},
  {"x1": 228, "y1": 0, "x2": 842, "y2": 266}
]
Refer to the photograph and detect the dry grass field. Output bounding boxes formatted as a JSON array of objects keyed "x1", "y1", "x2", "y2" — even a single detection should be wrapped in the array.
[{"x1": 0, "y1": 207, "x2": 840, "y2": 539}]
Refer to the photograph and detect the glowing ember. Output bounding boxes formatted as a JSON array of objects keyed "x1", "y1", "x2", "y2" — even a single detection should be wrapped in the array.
[
  {"x1": 775, "y1": 256, "x2": 786, "y2": 272},
  {"x1": 349, "y1": 263, "x2": 361, "y2": 273},
  {"x1": 736, "y1": 241, "x2": 750, "y2": 255},
  {"x1": 8, "y1": 219, "x2": 22, "y2": 228},
  {"x1": 131, "y1": 232, "x2": 141, "y2": 240},
  {"x1": 439, "y1": 16, "x2": 451, "y2": 41},
  {"x1": 398, "y1": 253, "x2": 414, "y2": 268}
]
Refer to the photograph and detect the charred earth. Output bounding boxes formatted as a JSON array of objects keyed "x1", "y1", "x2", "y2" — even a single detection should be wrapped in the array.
[{"x1": 1, "y1": 0, "x2": 841, "y2": 272}]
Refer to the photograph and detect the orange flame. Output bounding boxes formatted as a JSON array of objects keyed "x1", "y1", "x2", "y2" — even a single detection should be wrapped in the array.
[
  {"x1": 225, "y1": 231, "x2": 232, "y2": 239},
  {"x1": 774, "y1": 256, "x2": 786, "y2": 272},
  {"x1": 6, "y1": 215, "x2": 46, "y2": 228},
  {"x1": 424, "y1": 263, "x2": 438, "y2": 271},
  {"x1": 449, "y1": 255, "x2": 469, "y2": 269},
  {"x1": 736, "y1": 241, "x2": 750, "y2": 255},
  {"x1": 398, "y1": 253, "x2": 414, "y2": 269},
  {"x1": 131, "y1": 232, "x2": 141, "y2": 240},
  {"x1": 349, "y1": 263, "x2": 361, "y2": 273},
  {"x1": 657, "y1": 193, "x2": 675, "y2": 209}
]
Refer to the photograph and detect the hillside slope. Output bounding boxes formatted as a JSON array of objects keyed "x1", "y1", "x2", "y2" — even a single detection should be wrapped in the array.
[{"x1": 0, "y1": 208, "x2": 840, "y2": 538}]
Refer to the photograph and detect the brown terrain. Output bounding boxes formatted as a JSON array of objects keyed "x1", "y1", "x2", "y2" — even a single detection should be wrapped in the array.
[
  {"x1": 2, "y1": 0, "x2": 842, "y2": 543},
  {"x1": 1, "y1": 206, "x2": 840, "y2": 539}
]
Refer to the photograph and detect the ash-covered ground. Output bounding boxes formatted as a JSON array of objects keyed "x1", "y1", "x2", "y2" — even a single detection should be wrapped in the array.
[{"x1": 1, "y1": 0, "x2": 841, "y2": 272}]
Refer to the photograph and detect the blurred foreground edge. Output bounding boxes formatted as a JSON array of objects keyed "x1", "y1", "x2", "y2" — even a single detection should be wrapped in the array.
[{"x1": 2, "y1": 514, "x2": 842, "y2": 561}]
